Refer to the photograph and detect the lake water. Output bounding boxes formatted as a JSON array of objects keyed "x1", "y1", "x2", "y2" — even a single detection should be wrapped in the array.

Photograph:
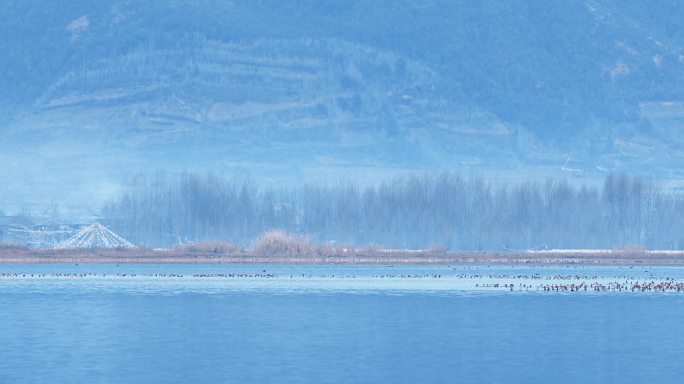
[{"x1": 1, "y1": 264, "x2": 683, "y2": 383}]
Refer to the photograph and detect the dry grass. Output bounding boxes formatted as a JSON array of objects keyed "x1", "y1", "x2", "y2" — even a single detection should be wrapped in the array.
[
  {"x1": 1, "y1": 232, "x2": 683, "y2": 264},
  {"x1": 615, "y1": 244, "x2": 647, "y2": 257},
  {"x1": 253, "y1": 230, "x2": 314, "y2": 256},
  {"x1": 0, "y1": 242, "x2": 27, "y2": 251},
  {"x1": 172, "y1": 241, "x2": 244, "y2": 255}
]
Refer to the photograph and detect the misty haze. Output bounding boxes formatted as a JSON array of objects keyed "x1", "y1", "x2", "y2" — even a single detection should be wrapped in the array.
[
  {"x1": 3, "y1": 1, "x2": 684, "y2": 253},
  {"x1": 3, "y1": 2, "x2": 684, "y2": 383}
]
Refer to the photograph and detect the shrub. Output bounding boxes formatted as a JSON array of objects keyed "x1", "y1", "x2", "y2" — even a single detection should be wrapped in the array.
[
  {"x1": 615, "y1": 244, "x2": 646, "y2": 257},
  {"x1": 253, "y1": 230, "x2": 313, "y2": 256},
  {"x1": 0, "y1": 242, "x2": 26, "y2": 250},
  {"x1": 173, "y1": 241, "x2": 243, "y2": 254}
]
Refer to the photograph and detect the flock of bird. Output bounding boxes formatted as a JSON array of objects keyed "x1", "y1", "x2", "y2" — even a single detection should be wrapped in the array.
[{"x1": 1, "y1": 269, "x2": 683, "y2": 293}]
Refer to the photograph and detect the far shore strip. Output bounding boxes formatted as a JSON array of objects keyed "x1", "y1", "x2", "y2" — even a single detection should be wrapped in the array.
[{"x1": 1, "y1": 248, "x2": 684, "y2": 264}]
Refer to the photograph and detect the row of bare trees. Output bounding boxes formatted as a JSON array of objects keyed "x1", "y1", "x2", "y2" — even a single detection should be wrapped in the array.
[{"x1": 102, "y1": 173, "x2": 684, "y2": 250}]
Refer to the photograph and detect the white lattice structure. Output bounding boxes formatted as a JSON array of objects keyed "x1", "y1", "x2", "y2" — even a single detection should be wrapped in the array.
[
  {"x1": 5, "y1": 224, "x2": 76, "y2": 248},
  {"x1": 56, "y1": 223, "x2": 135, "y2": 249}
]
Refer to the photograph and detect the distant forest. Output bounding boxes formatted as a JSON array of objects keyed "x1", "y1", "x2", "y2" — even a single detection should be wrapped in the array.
[{"x1": 102, "y1": 173, "x2": 684, "y2": 250}]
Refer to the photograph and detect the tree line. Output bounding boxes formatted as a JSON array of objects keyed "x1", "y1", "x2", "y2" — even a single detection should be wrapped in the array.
[{"x1": 101, "y1": 173, "x2": 684, "y2": 250}]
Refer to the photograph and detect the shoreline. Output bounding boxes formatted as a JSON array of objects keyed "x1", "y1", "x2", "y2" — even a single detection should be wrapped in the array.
[{"x1": 1, "y1": 248, "x2": 684, "y2": 265}]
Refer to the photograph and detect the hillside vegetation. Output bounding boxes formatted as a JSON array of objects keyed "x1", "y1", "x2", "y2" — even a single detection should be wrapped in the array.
[{"x1": 3, "y1": 1, "x2": 684, "y2": 213}]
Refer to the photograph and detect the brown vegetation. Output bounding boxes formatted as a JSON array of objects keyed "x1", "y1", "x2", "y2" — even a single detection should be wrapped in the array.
[
  {"x1": 171, "y1": 241, "x2": 245, "y2": 255},
  {"x1": 253, "y1": 230, "x2": 314, "y2": 256},
  {"x1": 615, "y1": 244, "x2": 647, "y2": 257},
  {"x1": 0, "y1": 242, "x2": 26, "y2": 251},
  {"x1": 1, "y1": 231, "x2": 683, "y2": 264},
  {"x1": 0, "y1": 248, "x2": 682, "y2": 265}
]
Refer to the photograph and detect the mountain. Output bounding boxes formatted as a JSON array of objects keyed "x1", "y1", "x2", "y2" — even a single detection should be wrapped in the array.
[{"x1": 2, "y1": 0, "x2": 684, "y2": 216}]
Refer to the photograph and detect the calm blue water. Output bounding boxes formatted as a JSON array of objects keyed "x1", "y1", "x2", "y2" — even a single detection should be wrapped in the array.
[{"x1": 1, "y1": 264, "x2": 683, "y2": 383}]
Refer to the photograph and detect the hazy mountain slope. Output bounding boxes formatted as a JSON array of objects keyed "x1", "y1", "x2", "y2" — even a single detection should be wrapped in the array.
[
  {"x1": 1, "y1": 37, "x2": 512, "y2": 214},
  {"x1": 2, "y1": 0, "x2": 684, "y2": 215}
]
